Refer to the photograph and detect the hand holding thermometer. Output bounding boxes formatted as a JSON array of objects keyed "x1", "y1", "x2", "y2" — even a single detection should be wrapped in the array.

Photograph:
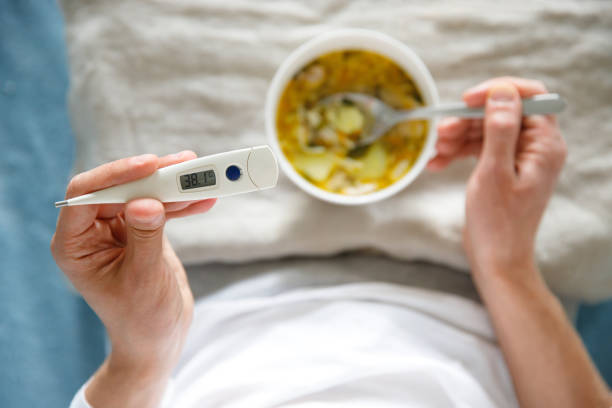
[{"x1": 55, "y1": 145, "x2": 279, "y2": 207}]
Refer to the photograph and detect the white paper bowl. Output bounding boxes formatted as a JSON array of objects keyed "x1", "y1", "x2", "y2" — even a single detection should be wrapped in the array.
[{"x1": 265, "y1": 28, "x2": 439, "y2": 205}]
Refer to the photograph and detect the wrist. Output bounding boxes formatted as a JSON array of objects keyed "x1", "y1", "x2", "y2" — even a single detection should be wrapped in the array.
[
  {"x1": 469, "y1": 249, "x2": 537, "y2": 281},
  {"x1": 107, "y1": 350, "x2": 173, "y2": 384},
  {"x1": 106, "y1": 313, "x2": 190, "y2": 377},
  {"x1": 86, "y1": 352, "x2": 172, "y2": 408},
  {"x1": 470, "y1": 257, "x2": 545, "y2": 295}
]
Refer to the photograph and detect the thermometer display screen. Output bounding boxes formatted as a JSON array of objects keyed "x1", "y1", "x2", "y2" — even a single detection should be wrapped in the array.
[{"x1": 180, "y1": 170, "x2": 216, "y2": 190}]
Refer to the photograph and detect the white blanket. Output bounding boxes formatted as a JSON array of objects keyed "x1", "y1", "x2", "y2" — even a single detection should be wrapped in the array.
[
  {"x1": 60, "y1": 0, "x2": 612, "y2": 301},
  {"x1": 72, "y1": 281, "x2": 518, "y2": 408}
]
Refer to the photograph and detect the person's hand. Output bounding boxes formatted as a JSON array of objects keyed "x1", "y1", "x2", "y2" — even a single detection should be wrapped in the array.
[
  {"x1": 430, "y1": 79, "x2": 612, "y2": 408},
  {"x1": 51, "y1": 151, "x2": 215, "y2": 407},
  {"x1": 427, "y1": 77, "x2": 567, "y2": 282}
]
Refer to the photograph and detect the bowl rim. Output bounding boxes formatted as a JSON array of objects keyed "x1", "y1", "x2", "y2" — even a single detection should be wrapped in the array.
[{"x1": 265, "y1": 28, "x2": 440, "y2": 206}]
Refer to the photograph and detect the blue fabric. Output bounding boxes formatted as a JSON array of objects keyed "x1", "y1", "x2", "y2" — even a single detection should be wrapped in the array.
[
  {"x1": 0, "y1": 1, "x2": 105, "y2": 407},
  {"x1": 577, "y1": 302, "x2": 612, "y2": 387},
  {"x1": 0, "y1": 2, "x2": 610, "y2": 407}
]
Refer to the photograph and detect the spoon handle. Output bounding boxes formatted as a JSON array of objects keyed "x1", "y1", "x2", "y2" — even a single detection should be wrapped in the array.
[{"x1": 398, "y1": 93, "x2": 566, "y2": 120}]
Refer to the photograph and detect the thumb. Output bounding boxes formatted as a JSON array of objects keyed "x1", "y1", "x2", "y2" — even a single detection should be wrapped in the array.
[
  {"x1": 482, "y1": 83, "x2": 522, "y2": 174},
  {"x1": 124, "y1": 198, "x2": 166, "y2": 268}
]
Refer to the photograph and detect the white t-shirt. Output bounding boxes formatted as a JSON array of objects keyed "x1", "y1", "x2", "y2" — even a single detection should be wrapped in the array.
[{"x1": 71, "y1": 281, "x2": 518, "y2": 407}]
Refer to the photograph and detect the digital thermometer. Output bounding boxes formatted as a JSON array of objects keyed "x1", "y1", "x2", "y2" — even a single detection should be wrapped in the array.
[{"x1": 55, "y1": 145, "x2": 279, "y2": 207}]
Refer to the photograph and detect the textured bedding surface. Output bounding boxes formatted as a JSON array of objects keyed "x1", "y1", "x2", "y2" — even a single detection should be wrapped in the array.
[{"x1": 60, "y1": 0, "x2": 612, "y2": 301}]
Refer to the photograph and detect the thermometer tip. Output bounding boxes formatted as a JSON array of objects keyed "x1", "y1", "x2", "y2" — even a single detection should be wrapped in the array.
[{"x1": 55, "y1": 200, "x2": 68, "y2": 208}]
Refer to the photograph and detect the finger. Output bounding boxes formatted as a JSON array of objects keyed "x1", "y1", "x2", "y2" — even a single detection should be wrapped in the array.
[
  {"x1": 469, "y1": 119, "x2": 484, "y2": 131},
  {"x1": 57, "y1": 154, "x2": 159, "y2": 237},
  {"x1": 518, "y1": 127, "x2": 567, "y2": 175},
  {"x1": 457, "y1": 140, "x2": 483, "y2": 158},
  {"x1": 431, "y1": 119, "x2": 483, "y2": 165},
  {"x1": 436, "y1": 118, "x2": 481, "y2": 154},
  {"x1": 101, "y1": 200, "x2": 203, "y2": 219},
  {"x1": 437, "y1": 117, "x2": 471, "y2": 139},
  {"x1": 481, "y1": 83, "x2": 522, "y2": 174},
  {"x1": 427, "y1": 140, "x2": 482, "y2": 171},
  {"x1": 436, "y1": 118, "x2": 469, "y2": 155},
  {"x1": 84, "y1": 151, "x2": 198, "y2": 220},
  {"x1": 96, "y1": 200, "x2": 198, "y2": 220},
  {"x1": 436, "y1": 136, "x2": 464, "y2": 156},
  {"x1": 426, "y1": 155, "x2": 453, "y2": 171},
  {"x1": 106, "y1": 199, "x2": 205, "y2": 244},
  {"x1": 66, "y1": 154, "x2": 159, "y2": 199},
  {"x1": 166, "y1": 199, "x2": 216, "y2": 220},
  {"x1": 123, "y1": 198, "x2": 166, "y2": 274},
  {"x1": 158, "y1": 150, "x2": 197, "y2": 169},
  {"x1": 522, "y1": 114, "x2": 557, "y2": 131},
  {"x1": 463, "y1": 77, "x2": 547, "y2": 108},
  {"x1": 164, "y1": 201, "x2": 198, "y2": 213},
  {"x1": 466, "y1": 126, "x2": 484, "y2": 141},
  {"x1": 108, "y1": 213, "x2": 128, "y2": 245},
  {"x1": 90, "y1": 204, "x2": 124, "y2": 220}
]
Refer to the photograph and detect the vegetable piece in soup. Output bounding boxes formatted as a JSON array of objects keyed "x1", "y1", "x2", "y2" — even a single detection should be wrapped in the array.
[{"x1": 276, "y1": 50, "x2": 428, "y2": 195}]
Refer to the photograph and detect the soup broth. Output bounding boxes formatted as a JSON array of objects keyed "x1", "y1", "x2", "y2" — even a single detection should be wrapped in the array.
[{"x1": 276, "y1": 50, "x2": 428, "y2": 196}]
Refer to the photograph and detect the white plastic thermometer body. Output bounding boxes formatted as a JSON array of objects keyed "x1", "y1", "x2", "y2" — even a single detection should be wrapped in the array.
[{"x1": 55, "y1": 146, "x2": 279, "y2": 207}]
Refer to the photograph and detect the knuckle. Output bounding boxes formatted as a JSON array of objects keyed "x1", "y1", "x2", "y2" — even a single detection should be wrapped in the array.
[
  {"x1": 488, "y1": 114, "x2": 518, "y2": 135},
  {"x1": 66, "y1": 174, "x2": 85, "y2": 197},
  {"x1": 556, "y1": 136, "x2": 567, "y2": 156},
  {"x1": 50, "y1": 234, "x2": 58, "y2": 256},
  {"x1": 481, "y1": 160, "x2": 514, "y2": 183},
  {"x1": 524, "y1": 114, "x2": 547, "y2": 129},
  {"x1": 487, "y1": 119, "x2": 517, "y2": 138},
  {"x1": 129, "y1": 226, "x2": 164, "y2": 241},
  {"x1": 49, "y1": 234, "x2": 70, "y2": 271},
  {"x1": 478, "y1": 160, "x2": 498, "y2": 177},
  {"x1": 492, "y1": 167, "x2": 514, "y2": 185},
  {"x1": 512, "y1": 179, "x2": 538, "y2": 196},
  {"x1": 466, "y1": 179, "x2": 482, "y2": 200},
  {"x1": 552, "y1": 139, "x2": 568, "y2": 167},
  {"x1": 532, "y1": 79, "x2": 547, "y2": 93},
  {"x1": 493, "y1": 120, "x2": 515, "y2": 134},
  {"x1": 475, "y1": 160, "x2": 513, "y2": 185}
]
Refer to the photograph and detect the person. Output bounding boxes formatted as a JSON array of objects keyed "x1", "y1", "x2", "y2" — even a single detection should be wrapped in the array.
[{"x1": 52, "y1": 78, "x2": 612, "y2": 408}]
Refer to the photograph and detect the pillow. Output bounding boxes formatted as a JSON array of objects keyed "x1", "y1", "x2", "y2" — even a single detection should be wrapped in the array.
[{"x1": 60, "y1": 0, "x2": 612, "y2": 301}]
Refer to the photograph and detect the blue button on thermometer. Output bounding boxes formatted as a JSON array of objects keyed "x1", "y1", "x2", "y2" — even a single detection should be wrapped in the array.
[
  {"x1": 225, "y1": 165, "x2": 242, "y2": 181},
  {"x1": 54, "y1": 146, "x2": 279, "y2": 207}
]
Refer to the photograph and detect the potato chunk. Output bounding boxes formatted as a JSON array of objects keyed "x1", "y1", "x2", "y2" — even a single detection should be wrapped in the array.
[
  {"x1": 358, "y1": 143, "x2": 388, "y2": 180},
  {"x1": 292, "y1": 152, "x2": 337, "y2": 182}
]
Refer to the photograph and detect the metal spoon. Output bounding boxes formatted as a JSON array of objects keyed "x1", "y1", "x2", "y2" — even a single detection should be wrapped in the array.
[{"x1": 321, "y1": 92, "x2": 566, "y2": 149}]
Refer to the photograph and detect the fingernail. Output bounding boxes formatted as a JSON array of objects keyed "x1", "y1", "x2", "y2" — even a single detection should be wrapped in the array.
[
  {"x1": 130, "y1": 154, "x2": 154, "y2": 166},
  {"x1": 488, "y1": 85, "x2": 515, "y2": 102},
  {"x1": 466, "y1": 83, "x2": 486, "y2": 95},
  {"x1": 175, "y1": 150, "x2": 195, "y2": 159}
]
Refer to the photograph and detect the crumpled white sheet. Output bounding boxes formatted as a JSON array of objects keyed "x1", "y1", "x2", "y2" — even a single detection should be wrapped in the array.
[
  {"x1": 70, "y1": 281, "x2": 517, "y2": 408},
  {"x1": 60, "y1": 0, "x2": 612, "y2": 301}
]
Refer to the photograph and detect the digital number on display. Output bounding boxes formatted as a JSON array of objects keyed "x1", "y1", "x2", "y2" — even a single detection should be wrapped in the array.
[{"x1": 180, "y1": 170, "x2": 216, "y2": 190}]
